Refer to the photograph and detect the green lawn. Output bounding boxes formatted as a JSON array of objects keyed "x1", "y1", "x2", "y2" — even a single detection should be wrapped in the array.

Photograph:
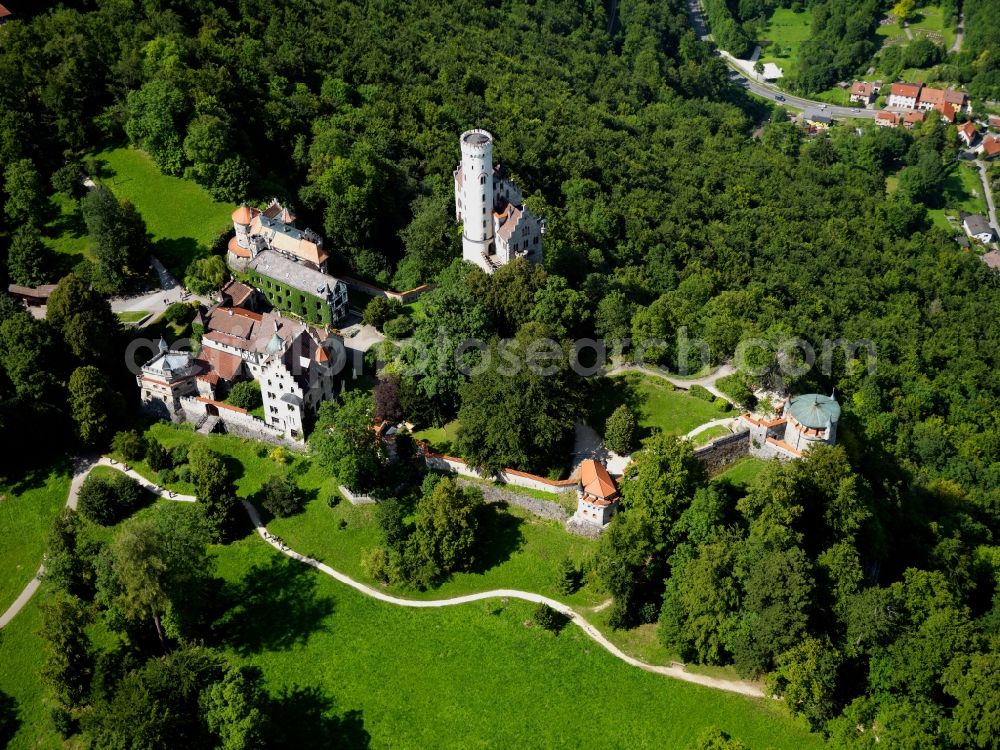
[
  {"x1": 411, "y1": 419, "x2": 461, "y2": 453},
  {"x1": 586, "y1": 373, "x2": 723, "y2": 441},
  {"x1": 892, "y1": 163, "x2": 987, "y2": 233},
  {"x1": 693, "y1": 425, "x2": 733, "y2": 446},
  {"x1": 0, "y1": 463, "x2": 71, "y2": 612},
  {"x1": 116, "y1": 310, "x2": 151, "y2": 324},
  {"x1": 94, "y1": 147, "x2": 233, "y2": 278},
  {"x1": 41, "y1": 193, "x2": 91, "y2": 265},
  {"x1": 211, "y1": 534, "x2": 824, "y2": 749},
  {"x1": 757, "y1": 7, "x2": 814, "y2": 78},
  {"x1": 268, "y1": 493, "x2": 604, "y2": 607},
  {"x1": 713, "y1": 456, "x2": 770, "y2": 488},
  {"x1": 0, "y1": 468, "x2": 824, "y2": 749}
]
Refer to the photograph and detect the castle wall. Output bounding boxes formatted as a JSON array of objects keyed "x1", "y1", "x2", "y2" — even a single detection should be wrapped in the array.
[{"x1": 694, "y1": 429, "x2": 751, "y2": 474}]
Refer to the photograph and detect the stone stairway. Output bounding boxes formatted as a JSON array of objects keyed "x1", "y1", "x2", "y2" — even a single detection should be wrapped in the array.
[{"x1": 197, "y1": 415, "x2": 220, "y2": 435}]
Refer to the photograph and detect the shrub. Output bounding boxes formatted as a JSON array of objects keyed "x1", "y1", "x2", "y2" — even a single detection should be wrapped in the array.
[
  {"x1": 533, "y1": 602, "x2": 568, "y2": 633},
  {"x1": 169, "y1": 443, "x2": 189, "y2": 466},
  {"x1": 383, "y1": 314, "x2": 414, "y2": 340},
  {"x1": 161, "y1": 302, "x2": 195, "y2": 326},
  {"x1": 175, "y1": 465, "x2": 191, "y2": 483},
  {"x1": 227, "y1": 381, "x2": 262, "y2": 411},
  {"x1": 327, "y1": 492, "x2": 341, "y2": 508},
  {"x1": 716, "y1": 373, "x2": 757, "y2": 410},
  {"x1": 157, "y1": 468, "x2": 176, "y2": 485},
  {"x1": 77, "y1": 473, "x2": 146, "y2": 525},
  {"x1": 555, "y1": 556, "x2": 579, "y2": 595},
  {"x1": 604, "y1": 405, "x2": 636, "y2": 455},
  {"x1": 715, "y1": 397, "x2": 733, "y2": 413},
  {"x1": 184, "y1": 255, "x2": 228, "y2": 296},
  {"x1": 146, "y1": 439, "x2": 172, "y2": 471},
  {"x1": 260, "y1": 474, "x2": 304, "y2": 518},
  {"x1": 362, "y1": 296, "x2": 403, "y2": 330},
  {"x1": 268, "y1": 446, "x2": 289, "y2": 464},
  {"x1": 640, "y1": 601, "x2": 659, "y2": 624},
  {"x1": 111, "y1": 430, "x2": 146, "y2": 462},
  {"x1": 688, "y1": 384, "x2": 715, "y2": 402}
]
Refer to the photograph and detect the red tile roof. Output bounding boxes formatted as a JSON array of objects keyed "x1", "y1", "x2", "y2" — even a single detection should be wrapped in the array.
[
  {"x1": 851, "y1": 82, "x2": 873, "y2": 97},
  {"x1": 904, "y1": 110, "x2": 925, "y2": 125},
  {"x1": 984, "y1": 136, "x2": 1000, "y2": 157},
  {"x1": 227, "y1": 235, "x2": 251, "y2": 258},
  {"x1": 958, "y1": 121, "x2": 978, "y2": 140},
  {"x1": 195, "y1": 347, "x2": 244, "y2": 381},
  {"x1": 989, "y1": 115, "x2": 1000, "y2": 129},
  {"x1": 890, "y1": 82, "x2": 921, "y2": 98},
  {"x1": 579, "y1": 459, "x2": 619, "y2": 503},
  {"x1": 0, "y1": 5, "x2": 11, "y2": 18}
]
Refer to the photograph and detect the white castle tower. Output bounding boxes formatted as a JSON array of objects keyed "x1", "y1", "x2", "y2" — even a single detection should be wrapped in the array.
[
  {"x1": 454, "y1": 129, "x2": 544, "y2": 273},
  {"x1": 457, "y1": 129, "x2": 495, "y2": 268}
]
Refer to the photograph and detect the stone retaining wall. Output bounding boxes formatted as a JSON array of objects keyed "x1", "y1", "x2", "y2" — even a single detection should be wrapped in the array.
[
  {"x1": 453, "y1": 478, "x2": 570, "y2": 521},
  {"x1": 421, "y1": 448, "x2": 577, "y2": 495},
  {"x1": 693, "y1": 429, "x2": 751, "y2": 474},
  {"x1": 177, "y1": 397, "x2": 306, "y2": 450}
]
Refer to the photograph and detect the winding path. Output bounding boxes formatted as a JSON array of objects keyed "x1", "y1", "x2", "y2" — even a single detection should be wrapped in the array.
[
  {"x1": 606, "y1": 362, "x2": 736, "y2": 400},
  {"x1": 0, "y1": 460, "x2": 765, "y2": 699}
]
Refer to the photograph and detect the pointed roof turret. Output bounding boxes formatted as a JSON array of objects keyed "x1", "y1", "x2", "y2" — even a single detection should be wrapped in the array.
[{"x1": 157, "y1": 336, "x2": 168, "y2": 353}]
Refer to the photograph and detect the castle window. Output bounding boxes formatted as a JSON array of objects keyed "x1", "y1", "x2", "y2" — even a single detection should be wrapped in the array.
[
  {"x1": 533, "y1": 236, "x2": 539, "y2": 244},
  {"x1": 522, "y1": 226, "x2": 529, "y2": 236},
  {"x1": 479, "y1": 174, "x2": 485, "y2": 185},
  {"x1": 482, "y1": 220, "x2": 486, "y2": 228}
]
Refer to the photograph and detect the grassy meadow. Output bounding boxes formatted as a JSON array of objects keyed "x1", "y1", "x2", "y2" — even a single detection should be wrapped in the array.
[
  {"x1": 94, "y1": 147, "x2": 233, "y2": 278},
  {"x1": 0, "y1": 463, "x2": 72, "y2": 612},
  {"x1": 586, "y1": 373, "x2": 723, "y2": 441}
]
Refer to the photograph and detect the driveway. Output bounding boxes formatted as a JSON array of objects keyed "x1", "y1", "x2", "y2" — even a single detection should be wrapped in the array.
[{"x1": 571, "y1": 421, "x2": 631, "y2": 475}]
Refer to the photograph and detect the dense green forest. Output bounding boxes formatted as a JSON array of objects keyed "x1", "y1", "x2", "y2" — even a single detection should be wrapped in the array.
[{"x1": 0, "y1": 0, "x2": 999, "y2": 747}]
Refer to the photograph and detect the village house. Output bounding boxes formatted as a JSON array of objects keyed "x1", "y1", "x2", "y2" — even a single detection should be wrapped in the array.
[
  {"x1": 962, "y1": 214, "x2": 996, "y2": 244},
  {"x1": 875, "y1": 111, "x2": 901, "y2": 128},
  {"x1": 903, "y1": 110, "x2": 926, "y2": 129},
  {"x1": 887, "y1": 82, "x2": 921, "y2": 109},
  {"x1": 454, "y1": 129, "x2": 545, "y2": 273},
  {"x1": 989, "y1": 115, "x2": 1000, "y2": 131},
  {"x1": 572, "y1": 459, "x2": 620, "y2": 528},
  {"x1": 886, "y1": 82, "x2": 970, "y2": 118},
  {"x1": 982, "y1": 135, "x2": 1000, "y2": 160},
  {"x1": 958, "y1": 120, "x2": 979, "y2": 147},
  {"x1": 6, "y1": 283, "x2": 57, "y2": 308},
  {"x1": 803, "y1": 110, "x2": 833, "y2": 129},
  {"x1": 849, "y1": 81, "x2": 879, "y2": 105}
]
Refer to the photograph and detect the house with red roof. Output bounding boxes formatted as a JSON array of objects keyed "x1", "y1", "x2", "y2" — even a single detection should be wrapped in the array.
[
  {"x1": 983, "y1": 135, "x2": 1000, "y2": 160},
  {"x1": 572, "y1": 459, "x2": 620, "y2": 527},
  {"x1": 957, "y1": 120, "x2": 979, "y2": 147},
  {"x1": 875, "y1": 111, "x2": 901, "y2": 128},
  {"x1": 849, "y1": 81, "x2": 877, "y2": 105}
]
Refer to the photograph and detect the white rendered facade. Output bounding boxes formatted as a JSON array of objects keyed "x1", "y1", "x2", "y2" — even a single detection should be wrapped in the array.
[{"x1": 454, "y1": 129, "x2": 545, "y2": 273}]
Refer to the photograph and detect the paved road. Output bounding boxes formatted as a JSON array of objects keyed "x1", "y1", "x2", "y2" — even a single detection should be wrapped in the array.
[
  {"x1": 976, "y1": 159, "x2": 998, "y2": 230},
  {"x1": 110, "y1": 255, "x2": 211, "y2": 319},
  {"x1": 242, "y1": 500, "x2": 766, "y2": 698},
  {"x1": 686, "y1": 0, "x2": 876, "y2": 120},
  {"x1": 951, "y1": 14, "x2": 964, "y2": 53}
]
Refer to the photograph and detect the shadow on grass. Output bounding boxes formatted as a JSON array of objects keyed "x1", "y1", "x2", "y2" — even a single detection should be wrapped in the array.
[
  {"x1": 213, "y1": 554, "x2": 335, "y2": 655},
  {"x1": 582, "y1": 375, "x2": 651, "y2": 441},
  {"x1": 0, "y1": 690, "x2": 19, "y2": 749},
  {"x1": 466, "y1": 503, "x2": 525, "y2": 575},
  {"x1": 154, "y1": 237, "x2": 204, "y2": 279},
  {"x1": 264, "y1": 685, "x2": 370, "y2": 749}
]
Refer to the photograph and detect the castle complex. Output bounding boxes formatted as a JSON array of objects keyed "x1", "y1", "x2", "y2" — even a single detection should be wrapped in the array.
[
  {"x1": 138, "y1": 287, "x2": 343, "y2": 441},
  {"x1": 226, "y1": 199, "x2": 349, "y2": 325},
  {"x1": 454, "y1": 129, "x2": 545, "y2": 273}
]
